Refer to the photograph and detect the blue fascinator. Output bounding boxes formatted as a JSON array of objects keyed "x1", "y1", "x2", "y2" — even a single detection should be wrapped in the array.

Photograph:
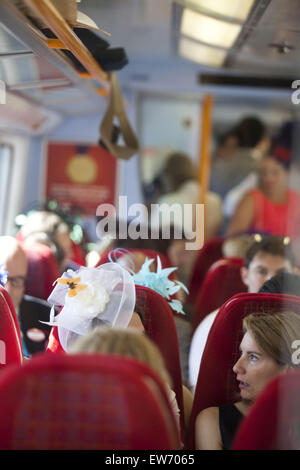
[{"x1": 109, "y1": 249, "x2": 188, "y2": 315}]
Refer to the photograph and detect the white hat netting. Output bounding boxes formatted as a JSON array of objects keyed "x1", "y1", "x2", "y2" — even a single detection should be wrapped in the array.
[{"x1": 45, "y1": 262, "x2": 136, "y2": 351}]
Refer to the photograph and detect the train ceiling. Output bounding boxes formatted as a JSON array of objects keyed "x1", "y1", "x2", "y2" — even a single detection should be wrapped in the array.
[{"x1": 0, "y1": 0, "x2": 299, "y2": 117}]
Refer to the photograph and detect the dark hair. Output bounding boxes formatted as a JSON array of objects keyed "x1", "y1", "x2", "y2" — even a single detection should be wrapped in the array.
[
  {"x1": 162, "y1": 152, "x2": 197, "y2": 191},
  {"x1": 134, "y1": 302, "x2": 145, "y2": 325},
  {"x1": 234, "y1": 116, "x2": 265, "y2": 148},
  {"x1": 244, "y1": 236, "x2": 295, "y2": 268},
  {"x1": 259, "y1": 272, "x2": 300, "y2": 296},
  {"x1": 217, "y1": 131, "x2": 239, "y2": 147},
  {"x1": 267, "y1": 121, "x2": 294, "y2": 170}
]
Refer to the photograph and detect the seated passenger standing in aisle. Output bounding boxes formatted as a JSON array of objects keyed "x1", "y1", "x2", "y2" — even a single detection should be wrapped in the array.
[
  {"x1": 0, "y1": 236, "x2": 52, "y2": 356},
  {"x1": 227, "y1": 122, "x2": 300, "y2": 239},
  {"x1": 189, "y1": 236, "x2": 296, "y2": 390},
  {"x1": 195, "y1": 312, "x2": 300, "y2": 450}
]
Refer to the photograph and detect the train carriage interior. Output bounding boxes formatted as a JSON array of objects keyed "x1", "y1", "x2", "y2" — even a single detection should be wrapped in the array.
[{"x1": 0, "y1": 0, "x2": 300, "y2": 451}]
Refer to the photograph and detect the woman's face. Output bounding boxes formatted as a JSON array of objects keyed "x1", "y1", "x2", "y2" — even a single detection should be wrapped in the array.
[
  {"x1": 233, "y1": 331, "x2": 282, "y2": 402},
  {"x1": 260, "y1": 157, "x2": 288, "y2": 195}
]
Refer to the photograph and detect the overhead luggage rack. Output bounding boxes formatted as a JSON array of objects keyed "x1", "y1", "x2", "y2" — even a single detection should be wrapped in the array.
[
  {"x1": 0, "y1": 0, "x2": 110, "y2": 115},
  {"x1": 23, "y1": 0, "x2": 109, "y2": 90}
]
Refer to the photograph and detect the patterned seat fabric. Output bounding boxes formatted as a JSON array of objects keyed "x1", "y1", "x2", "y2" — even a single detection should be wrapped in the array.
[
  {"x1": 0, "y1": 286, "x2": 23, "y2": 370},
  {"x1": 187, "y1": 236, "x2": 224, "y2": 306},
  {"x1": 23, "y1": 243, "x2": 61, "y2": 300},
  {"x1": 192, "y1": 257, "x2": 246, "y2": 332},
  {"x1": 0, "y1": 353, "x2": 180, "y2": 450},
  {"x1": 232, "y1": 370, "x2": 300, "y2": 450}
]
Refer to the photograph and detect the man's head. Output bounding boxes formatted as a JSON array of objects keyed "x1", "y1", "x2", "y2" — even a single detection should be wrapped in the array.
[
  {"x1": 241, "y1": 236, "x2": 295, "y2": 293},
  {"x1": 0, "y1": 236, "x2": 28, "y2": 309},
  {"x1": 21, "y1": 211, "x2": 72, "y2": 271}
]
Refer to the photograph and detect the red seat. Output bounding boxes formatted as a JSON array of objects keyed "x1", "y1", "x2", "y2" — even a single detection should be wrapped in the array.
[
  {"x1": 232, "y1": 370, "x2": 300, "y2": 450},
  {"x1": 192, "y1": 257, "x2": 246, "y2": 332},
  {"x1": 135, "y1": 285, "x2": 185, "y2": 441},
  {"x1": 187, "y1": 292, "x2": 300, "y2": 449},
  {"x1": 46, "y1": 284, "x2": 185, "y2": 441},
  {"x1": 0, "y1": 353, "x2": 180, "y2": 450},
  {"x1": 186, "y1": 237, "x2": 224, "y2": 305},
  {"x1": 23, "y1": 243, "x2": 61, "y2": 300},
  {"x1": 0, "y1": 286, "x2": 23, "y2": 369},
  {"x1": 70, "y1": 240, "x2": 86, "y2": 266}
]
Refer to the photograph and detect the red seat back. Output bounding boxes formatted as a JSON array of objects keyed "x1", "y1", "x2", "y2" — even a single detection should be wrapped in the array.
[
  {"x1": 232, "y1": 370, "x2": 300, "y2": 450},
  {"x1": 70, "y1": 240, "x2": 86, "y2": 266},
  {"x1": 187, "y1": 237, "x2": 224, "y2": 305},
  {"x1": 0, "y1": 353, "x2": 180, "y2": 450},
  {"x1": 23, "y1": 243, "x2": 61, "y2": 300},
  {"x1": 192, "y1": 257, "x2": 246, "y2": 332},
  {"x1": 188, "y1": 292, "x2": 300, "y2": 449},
  {"x1": 135, "y1": 285, "x2": 185, "y2": 441},
  {"x1": 0, "y1": 286, "x2": 23, "y2": 369}
]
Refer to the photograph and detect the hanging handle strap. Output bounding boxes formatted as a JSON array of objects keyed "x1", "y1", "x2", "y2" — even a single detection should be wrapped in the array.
[{"x1": 99, "y1": 72, "x2": 139, "y2": 160}]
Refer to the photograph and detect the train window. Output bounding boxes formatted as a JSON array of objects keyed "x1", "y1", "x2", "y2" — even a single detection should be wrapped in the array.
[
  {"x1": 0, "y1": 143, "x2": 13, "y2": 234},
  {"x1": 0, "y1": 136, "x2": 29, "y2": 235}
]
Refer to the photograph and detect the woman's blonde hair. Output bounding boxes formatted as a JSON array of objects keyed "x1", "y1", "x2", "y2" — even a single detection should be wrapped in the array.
[
  {"x1": 243, "y1": 312, "x2": 300, "y2": 367},
  {"x1": 69, "y1": 326, "x2": 172, "y2": 385}
]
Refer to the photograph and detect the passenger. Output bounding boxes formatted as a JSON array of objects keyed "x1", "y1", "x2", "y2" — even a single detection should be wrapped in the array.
[
  {"x1": 259, "y1": 271, "x2": 300, "y2": 296},
  {"x1": 211, "y1": 116, "x2": 268, "y2": 199},
  {"x1": 152, "y1": 152, "x2": 223, "y2": 241},
  {"x1": 116, "y1": 248, "x2": 192, "y2": 390},
  {"x1": 20, "y1": 211, "x2": 73, "y2": 272},
  {"x1": 213, "y1": 131, "x2": 239, "y2": 163},
  {"x1": 45, "y1": 261, "x2": 144, "y2": 353},
  {"x1": 227, "y1": 122, "x2": 300, "y2": 239},
  {"x1": 195, "y1": 311, "x2": 300, "y2": 450},
  {"x1": 165, "y1": 236, "x2": 195, "y2": 288},
  {"x1": 221, "y1": 233, "x2": 256, "y2": 259},
  {"x1": 0, "y1": 236, "x2": 52, "y2": 356},
  {"x1": 189, "y1": 236, "x2": 296, "y2": 390},
  {"x1": 69, "y1": 326, "x2": 183, "y2": 435}
]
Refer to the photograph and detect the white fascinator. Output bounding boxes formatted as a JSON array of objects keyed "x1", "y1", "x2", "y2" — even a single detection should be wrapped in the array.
[{"x1": 44, "y1": 262, "x2": 135, "y2": 351}]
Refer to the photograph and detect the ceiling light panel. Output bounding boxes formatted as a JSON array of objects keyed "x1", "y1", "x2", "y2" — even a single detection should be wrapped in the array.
[
  {"x1": 181, "y1": 9, "x2": 242, "y2": 48},
  {"x1": 184, "y1": 0, "x2": 255, "y2": 22},
  {"x1": 179, "y1": 36, "x2": 227, "y2": 67}
]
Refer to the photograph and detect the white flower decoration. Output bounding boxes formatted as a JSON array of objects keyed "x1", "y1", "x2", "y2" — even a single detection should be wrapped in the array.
[{"x1": 64, "y1": 281, "x2": 110, "y2": 320}]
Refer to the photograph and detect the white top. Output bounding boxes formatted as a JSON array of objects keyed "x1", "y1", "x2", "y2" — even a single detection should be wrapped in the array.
[
  {"x1": 223, "y1": 172, "x2": 258, "y2": 218},
  {"x1": 188, "y1": 309, "x2": 218, "y2": 392},
  {"x1": 151, "y1": 180, "x2": 222, "y2": 239}
]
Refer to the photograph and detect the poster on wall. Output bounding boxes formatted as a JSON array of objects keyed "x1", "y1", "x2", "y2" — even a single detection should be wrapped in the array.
[{"x1": 44, "y1": 142, "x2": 118, "y2": 216}]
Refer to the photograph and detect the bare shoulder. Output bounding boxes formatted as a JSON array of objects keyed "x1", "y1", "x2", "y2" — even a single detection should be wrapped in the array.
[
  {"x1": 182, "y1": 385, "x2": 193, "y2": 430},
  {"x1": 196, "y1": 406, "x2": 219, "y2": 425},
  {"x1": 195, "y1": 407, "x2": 223, "y2": 450}
]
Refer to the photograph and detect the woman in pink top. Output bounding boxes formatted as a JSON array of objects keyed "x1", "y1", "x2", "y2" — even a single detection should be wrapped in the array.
[{"x1": 227, "y1": 122, "x2": 300, "y2": 240}]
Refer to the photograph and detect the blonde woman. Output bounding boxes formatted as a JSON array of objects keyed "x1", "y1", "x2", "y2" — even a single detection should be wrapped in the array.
[
  {"x1": 70, "y1": 327, "x2": 193, "y2": 438},
  {"x1": 195, "y1": 312, "x2": 300, "y2": 450}
]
